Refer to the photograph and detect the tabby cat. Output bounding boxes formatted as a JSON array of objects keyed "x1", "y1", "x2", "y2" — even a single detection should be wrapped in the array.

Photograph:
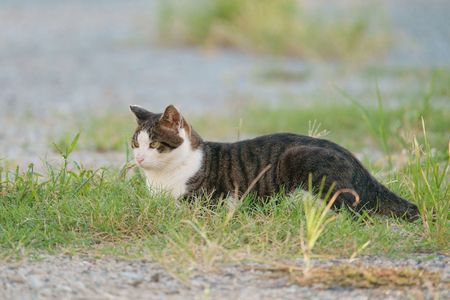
[{"x1": 130, "y1": 104, "x2": 419, "y2": 221}]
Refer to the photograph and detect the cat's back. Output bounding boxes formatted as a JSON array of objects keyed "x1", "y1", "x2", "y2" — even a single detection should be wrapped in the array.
[
  {"x1": 207, "y1": 132, "x2": 342, "y2": 151},
  {"x1": 203, "y1": 132, "x2": 359, "y2": 172}
]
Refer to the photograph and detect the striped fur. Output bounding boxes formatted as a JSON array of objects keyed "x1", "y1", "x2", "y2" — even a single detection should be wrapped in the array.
[{"x1": 130, "y1": 105, "x2": 419, "y2": 221}]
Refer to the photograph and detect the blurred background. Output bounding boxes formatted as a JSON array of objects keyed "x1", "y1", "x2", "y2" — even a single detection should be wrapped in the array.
[{"x1": 0, "y1": 0, "x2": 449, "y2": 169}]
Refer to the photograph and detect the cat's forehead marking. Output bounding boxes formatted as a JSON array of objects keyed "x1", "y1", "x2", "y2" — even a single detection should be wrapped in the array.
[{"x1": 137, "y1": 130, "x2": 151, "y2": 147}]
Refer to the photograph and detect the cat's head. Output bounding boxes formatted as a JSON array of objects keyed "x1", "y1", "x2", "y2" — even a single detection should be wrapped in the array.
[{"x1": 130, "y1": 104, "x2": 201, "y2": 170}]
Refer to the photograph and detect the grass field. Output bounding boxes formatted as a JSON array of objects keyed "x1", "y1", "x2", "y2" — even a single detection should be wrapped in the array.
[
  {"x1": 1, "y1": 89, "x2": 449, "y2": 276},
  {"x1": 1, "y1": 66, "x2": 449, "y2": 283}
]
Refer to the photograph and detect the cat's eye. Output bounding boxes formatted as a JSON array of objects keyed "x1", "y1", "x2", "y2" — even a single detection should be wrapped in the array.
[
  {"x1": 149, "y1": 141, "x2": 160, "y2": 149},
  {"x1": 132, "y1": 140, "x2": 139, "y2": 148}
]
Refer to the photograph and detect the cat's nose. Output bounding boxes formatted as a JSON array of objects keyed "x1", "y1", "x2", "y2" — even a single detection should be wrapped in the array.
[{"x1": 136, "y1": 157, "x2": 144, "y2": 165}]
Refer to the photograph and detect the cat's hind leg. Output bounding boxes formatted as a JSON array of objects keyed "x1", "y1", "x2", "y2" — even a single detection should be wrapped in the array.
[{"x1": 278, "y1": 146, "x2": 359, "y2": 209}]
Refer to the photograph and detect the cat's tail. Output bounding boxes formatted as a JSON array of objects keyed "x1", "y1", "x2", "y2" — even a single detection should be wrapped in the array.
[{"x1": 373, "y1": 183, "x2": 420, "y2": 221}]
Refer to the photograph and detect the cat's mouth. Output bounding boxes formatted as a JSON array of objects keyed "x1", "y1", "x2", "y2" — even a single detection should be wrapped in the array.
[
  {"x1": 135, "y1": 158, "x2": 165, "y2": 170},
  {"x1": 135, "y1": 157, "x2": 150, "y2": 169},
  {"x1": 136, "y1": 160, "x2": 152, "y2": 169}
]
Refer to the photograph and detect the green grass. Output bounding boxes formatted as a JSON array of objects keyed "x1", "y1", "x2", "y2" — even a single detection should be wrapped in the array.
[
  {"x1": 196, "y1": 102, "x2": 449, "y2": 163},
  {"x1": 1, "y1": 110, "x2": 449, "y2": 269},
  {"x1": 69, "y1": 99, "x2": 449, "y2": 163},
  {"x1": 157, "y1": 0, "x2": 390, "y2": 61},
  {"x1": 56, "y1": 112, "x2": 134, "y2": 152},
  {"x1": 55, "y1": 66, "x2": 450, "y2": 158},
  {"x1": 363, "y1": 67, "x2": 450, "y2": 98},
  {"x1": 2, "y1": 70, "x2": 449, "y2": 274}
]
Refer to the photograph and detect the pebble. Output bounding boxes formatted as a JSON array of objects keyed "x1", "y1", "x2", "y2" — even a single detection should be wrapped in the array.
[
  {"x1": 27, "y1": 275, "x2": 44, "y2": 289},
  {"x1": 120, "y1": 272, "x2": 144, "y2": 281},
  {"x1": 8, "y1": 274, "x2": 26, "y2": 284},
  {"x1": 57, "y1": 285, "x2": 72, "y2": 293}
]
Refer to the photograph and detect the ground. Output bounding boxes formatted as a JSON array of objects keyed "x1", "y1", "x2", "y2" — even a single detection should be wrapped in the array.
[{"x1": 1, "y1": 255, "x2": 449, "y2": 300}]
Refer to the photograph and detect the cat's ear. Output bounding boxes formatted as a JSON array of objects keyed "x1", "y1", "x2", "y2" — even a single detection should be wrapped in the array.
[
  {"x1": 160, "y1": 105, "x2": 183, "y2": 132},
  {"x1": 130, "y1": 105, "x2": 154, "y2": 124}
]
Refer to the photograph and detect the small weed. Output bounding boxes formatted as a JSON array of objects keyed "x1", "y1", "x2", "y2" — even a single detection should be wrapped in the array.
[
  {"x1": 299, "y1": 175, "x2": 362, "y2": 272},
  {"x1": 307, "y1": 120, "x2": 329, "y2": 139},
  {"x1": 403, "y1": 120, "x2": 449, "y2": 248},
  {"x1": 56, "y1": 112, "x2": 133, "y2": 152},
  {"x1": 257, "y1": 67, "x2": 310, "y2": 83}
]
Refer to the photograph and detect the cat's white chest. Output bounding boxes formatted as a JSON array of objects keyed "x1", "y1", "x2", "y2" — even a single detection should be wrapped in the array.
[
  {"x1": 142, "y1": 149, "x2": 203, "y2": 198},
  {"x1": 133, "y1": 126, "x2": 203, "y2": 198}
]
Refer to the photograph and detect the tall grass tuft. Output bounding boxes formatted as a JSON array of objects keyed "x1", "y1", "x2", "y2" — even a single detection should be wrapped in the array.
[
  {"x1": 403, "y1": 120, "x2": 449, "y2": 248},
  {"x1": 158, "y1": 0, "x2": 390, "y2": 61},
  {"x1": 300, "y1": 175, "x2": 362, "y2": 271}
]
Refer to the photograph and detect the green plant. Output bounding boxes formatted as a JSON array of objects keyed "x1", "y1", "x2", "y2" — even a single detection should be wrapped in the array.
[
  {"x1": 300, "y1": 175, "x2": 362, "y2": 271},
  {"x1": 158, "y1": 0, "x2": 390, "y2": 61},
  {"x1": 404, "y1": 120, "x2": 449, "y2": 248},
  {"x1": 56, "y1": 112, "x2": 133, "y2": 152}
]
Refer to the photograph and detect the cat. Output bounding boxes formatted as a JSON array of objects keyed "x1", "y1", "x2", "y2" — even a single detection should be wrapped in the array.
[{"x1": 130, "y1": 104, "x2": 419, "y2": 221}]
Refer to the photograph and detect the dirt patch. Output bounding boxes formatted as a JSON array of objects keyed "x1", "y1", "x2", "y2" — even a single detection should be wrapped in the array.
[{"x1": 256, "y1": 263, "x2": 446, "y2": 289}]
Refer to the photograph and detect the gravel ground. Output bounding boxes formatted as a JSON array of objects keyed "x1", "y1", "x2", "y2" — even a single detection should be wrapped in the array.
[{"x1": 1, "y1": 255, "x2": 448, "y2": 300}]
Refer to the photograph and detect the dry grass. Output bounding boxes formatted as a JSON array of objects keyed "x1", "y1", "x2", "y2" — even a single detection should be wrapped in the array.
[{"x1": 255, "y1": 263, "x2": 446, "y2": 289}]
